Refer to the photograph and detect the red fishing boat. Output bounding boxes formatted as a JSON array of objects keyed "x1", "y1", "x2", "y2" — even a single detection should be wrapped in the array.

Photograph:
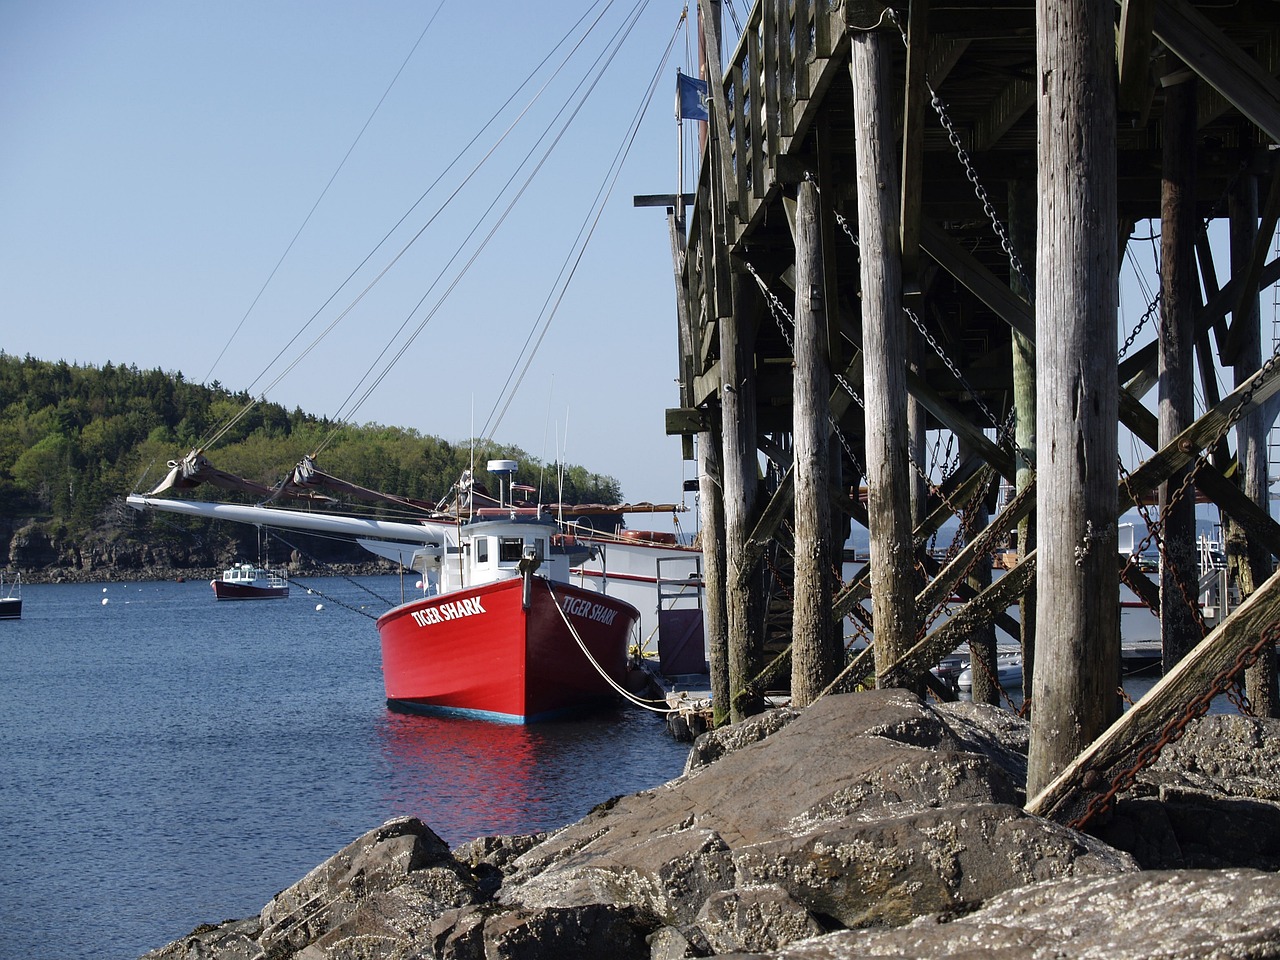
[{"x1": 375, "y1": 525, "x2": 639, "y2": 721}]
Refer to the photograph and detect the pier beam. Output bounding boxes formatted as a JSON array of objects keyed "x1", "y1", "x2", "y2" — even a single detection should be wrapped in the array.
[
  {"x1": 1158, "y1": 64, "x2": 1201, "y2": 668},
  {"x1": 1028, "y1": 0, "x2": 1121, "y2": 796},
  {"x1": 791, "y1": 178, "x2": 840, "y2": 705},
  {"x1": 850, "y1": 23, "x2": 918, "y2": 683}
]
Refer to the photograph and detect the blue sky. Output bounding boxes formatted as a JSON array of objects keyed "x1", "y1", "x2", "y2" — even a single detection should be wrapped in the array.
[
  {"x1": 1, "y1": 0, "x2": 706, "y2": 507},
  {"x1": 2, "y1": 1, "x2": 1273, "y2": 531}
]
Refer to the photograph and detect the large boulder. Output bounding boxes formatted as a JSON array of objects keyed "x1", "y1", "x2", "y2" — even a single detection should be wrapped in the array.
[
  {"x1": 498, "y1": 689, "x2": 1131, "y2": 950},
  {"x1": 142, "y1": 817, "x2": 479, "y2": 960}
]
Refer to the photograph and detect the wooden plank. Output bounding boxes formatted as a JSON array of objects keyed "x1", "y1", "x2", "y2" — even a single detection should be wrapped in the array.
[
  {"x1": 884, "y1": 551, "x2": 1036, "y2": 688},
  {"x1": 915, "y1": 482, "x2": 1035, "y2": 618},
  {"x1": 1118, "y1": 378, "x2": 1280, "y2": 560},
  {"x1": 748, "y1": 18, "x2": 765, "y2": 201},
  {"x1": 920, "y1": 553, "x2": 1022, "y2": 642},
  {"x1": 795, "y1": 0, "x2": 812, "y2": 100},
  {"x1": 1154, "y1": 0, "x2": 1280, "y2": 145},
  {"x1": 973, "y1": 76, "x2": 1035, "y2": 152},
  {"x1": 777, "y1": 0, "x2": 795, "y2": 139},
  {"x1": 697, "y1": 0, "x2": 741, "y2": 223},
  {"x1": 831, "y1": 460, "x2": 997, "y2": 622},
  {"x1": 732, "y1": 61, "x2": 750, "y2": 214},
  {"x1": 1119, "y1": 359, "x2": 1280, "y2": 512},
  {"x1": 1027, "y1": 566, "x2": 1280, "y2": 824},
  {"x1": 905, "y1": 367, "x2": 1017, "y2": 481}
]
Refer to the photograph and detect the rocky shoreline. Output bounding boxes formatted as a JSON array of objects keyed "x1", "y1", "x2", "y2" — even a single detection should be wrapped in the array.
[
  {"x1": 143, "y1": 689, "x2": 1280, "y2": 959},
  {"x1": 17, "y1": 560, "x2": 396, "y2": 586},
  {"x1": 3, "y1": 513, "x2": 397, "y2": 586}
]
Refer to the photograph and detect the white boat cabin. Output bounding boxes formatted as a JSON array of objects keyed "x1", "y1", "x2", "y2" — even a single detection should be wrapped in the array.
[{"x1": 410, "y1": 509, "x2": 576, "y2": 597}]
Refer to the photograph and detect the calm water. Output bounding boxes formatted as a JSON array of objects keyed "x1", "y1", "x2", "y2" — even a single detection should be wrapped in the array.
[{"x1": 0, "y1": 578, "x2": 691, "y2": 960}]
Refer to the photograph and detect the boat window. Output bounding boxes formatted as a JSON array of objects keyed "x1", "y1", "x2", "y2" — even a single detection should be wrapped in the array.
[
  {"x1": 534, "y1": 538, "x2": 545, "y2": 560},
  {"x1": 499, "y1": 537, "x2": 525, "y2": 563},
  {"x1": 474, "y1": 537, "x2": 489, "y2": 564}
]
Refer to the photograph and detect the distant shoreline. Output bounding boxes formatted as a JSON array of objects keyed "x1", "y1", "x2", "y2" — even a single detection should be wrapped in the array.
[{"x1": 13, "y1": 561, "x2": 401, "y2": 587}]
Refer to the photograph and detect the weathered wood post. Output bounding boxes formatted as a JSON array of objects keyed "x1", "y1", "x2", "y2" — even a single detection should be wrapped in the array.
[
  {"x1": 1028, "y1": 0, "x2": 1121, "y2": 796},
  {"x1": 699, "y1": 418, "x2": 731, "y2": 722},
  {"x1": 670, "y1": 207, "x2": 731, "y2": 721},
  {"x1": 722, "y1": 270, "x2": 764, "y2": 720},
  {"x1": 962, "y1": 441, "x2": 999, "y2": 705},
  {"x1": 850, "y1": 19, "x2": 917, "y2": 682},
  {"x1": 1008, "y1": 178, "x2": 1037, "y2": 706},
  {"x1": 1228, "y1": 167, "x2": 1280, "y2": 716},
  {"x1": 1158, "y1": 65, "x2": 1201, "y2": 667},
  {"x1": 792, "y1": 177, "x2": 840, "y2": 705}
]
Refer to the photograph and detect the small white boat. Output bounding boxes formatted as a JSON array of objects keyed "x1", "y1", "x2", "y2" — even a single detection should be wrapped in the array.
[
  {"x1": 0, "y1": 571, "x2": 20, "y2": 620},
  {"x1": 956, "y1": 651, "x2": 1022, "y2": 691}
]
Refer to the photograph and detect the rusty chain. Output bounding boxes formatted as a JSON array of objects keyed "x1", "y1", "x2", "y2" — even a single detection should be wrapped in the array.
[{"x1": 1069, "y1": 621, "x2": 1280, "y2": 830}]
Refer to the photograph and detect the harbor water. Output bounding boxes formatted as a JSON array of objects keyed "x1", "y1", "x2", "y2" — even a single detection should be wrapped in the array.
[{"x1": 0, "y1": 578, "x2": 691, "y2": 960}]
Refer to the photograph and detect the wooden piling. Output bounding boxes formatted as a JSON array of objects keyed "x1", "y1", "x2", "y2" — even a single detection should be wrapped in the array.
[
  {"x1": 850, "y1": 22, "x2": 917, "y2": 684},
  {"x1": 1158, "y1": 64, "x2": 1201, "y2": 668},
  {"x1": 1228, "y1": 168, "x2": 1280, "y2": 716},
  {"x1": 722, "y1": 270, "x2": 765, "y2": 721},
  {"x1": 1028, "y1": 0, "x2": 1121, "y2": 797},
  {"x1": 791, "y1": 178, "x2": 839, "y2": 705}
]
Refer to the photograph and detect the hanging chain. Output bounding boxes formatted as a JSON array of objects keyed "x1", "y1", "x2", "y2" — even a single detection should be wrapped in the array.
[
  {"x1": 881, "y1": 8, "x2": 1033, "y2": 298},
  {"x1": 905, "y1": 306, "x2": 1003, "y2": 431},
  {"x1": 1118, "y1": 290, "x2": 1162, "y2": 360}
]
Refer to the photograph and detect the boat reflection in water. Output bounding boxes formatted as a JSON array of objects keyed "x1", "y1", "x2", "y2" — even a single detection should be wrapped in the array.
[{"x1": 374, "y1": 703, "x2": 689, "y2": 845}]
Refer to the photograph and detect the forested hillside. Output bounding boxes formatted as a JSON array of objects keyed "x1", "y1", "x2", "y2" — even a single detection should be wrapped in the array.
[{"x1": 0, "y1": 353, "x2": 620, "y2": 579}]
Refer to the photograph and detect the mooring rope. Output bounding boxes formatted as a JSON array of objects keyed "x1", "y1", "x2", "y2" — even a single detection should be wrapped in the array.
[{"x1": 542, "y1": 578, "x2": 678, "y2": 714}]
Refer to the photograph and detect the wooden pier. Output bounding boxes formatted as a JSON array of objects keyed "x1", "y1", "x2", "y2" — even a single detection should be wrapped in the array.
[{"x1": 656, "y1": 0, "x2": 1280, "y2": 812}]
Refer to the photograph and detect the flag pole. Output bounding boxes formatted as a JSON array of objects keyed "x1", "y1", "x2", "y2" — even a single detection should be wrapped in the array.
[{"x1": 677, "y1": 70, "x2": 685, "y2": 231}]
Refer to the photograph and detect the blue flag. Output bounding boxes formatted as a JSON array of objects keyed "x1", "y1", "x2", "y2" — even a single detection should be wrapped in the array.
[{"x1": 676, "y1": 70, "x2": 709, "y2": 121}]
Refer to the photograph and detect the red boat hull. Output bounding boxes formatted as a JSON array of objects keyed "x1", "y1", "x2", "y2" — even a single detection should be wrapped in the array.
[
  {"x1": 210, "y1": 581, "x2": 289, "y2": 600},
  {"x1": 375, "y1": 576, "x2": 639, "y2": 722}
]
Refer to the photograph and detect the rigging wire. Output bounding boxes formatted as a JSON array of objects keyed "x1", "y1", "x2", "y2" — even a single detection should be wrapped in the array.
[
  {"x1": 321, "y1": 0, "x2": 657, "y2": 448},
  {"x1": 199, "y1": 0, "x2": 451, "y2": 393},
  {"x1": 199, "y1": 0, "x2": 616, "y2": 452},
  {"x1": 480, "y1": 2, "x2": 682, "y2": 443}
]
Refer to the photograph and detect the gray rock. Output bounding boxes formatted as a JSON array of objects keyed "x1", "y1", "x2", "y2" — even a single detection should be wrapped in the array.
[
  {"x1": 695, "y1": 885, "x2": 826, "y2": 954},
  {"x1": 753, "y1": 868, "x2": 1280, "y2": 959},
  {"x1": 502, "y1": 689, "x2": 1131, "y2": 937},
  {"x1": 140, "y1": 918, "x2": 264, "y2": 960}
]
